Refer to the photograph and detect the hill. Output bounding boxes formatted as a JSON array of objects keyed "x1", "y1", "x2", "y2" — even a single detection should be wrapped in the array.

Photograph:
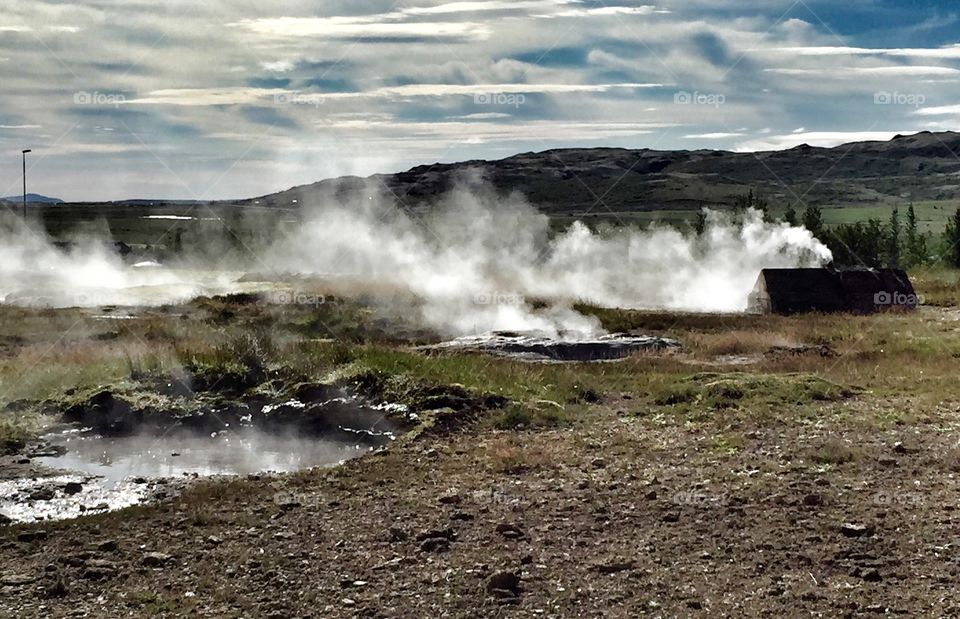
[
  {"x1": 0, "y1": 193, "x2": 64, "y2": 204},
  {"x1": 240, "y1": 131, "x2": 960, "y2": 216}
]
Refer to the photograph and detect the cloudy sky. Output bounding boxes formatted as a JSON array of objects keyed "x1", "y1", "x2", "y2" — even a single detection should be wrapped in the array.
[{"x1": 0, "y1": 0, "x2": 958, "y2": 201}]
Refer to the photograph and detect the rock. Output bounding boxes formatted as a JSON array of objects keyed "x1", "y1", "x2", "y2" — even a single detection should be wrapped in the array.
[
  {"x1": 63, "y1": 482, "x2": 83, "y2": 495},
  {"x1": 416, "y1": 527, "x2": 455, "y2": 542},
  {"x1": 96, "y1": 540, "x2": 118, "y2": 552},
  {"x1": 29, "y1": 488, "x2": 55, "y2": 501},
  {"x1": 486, "y1": 571, "x2": 522, "y2": 599},
  {"x1": 591, "y1": 457, "x2": 608, "y2": 469},
  {"x1": 419, "y1": 537, "x2": 451, "y2": 553},
  {"x1": 662, "y1": 512, "x2": 680, "y2": 523},
  {"x1": 803, "y1": 494, "x2": 824, "y2": 507},
  {"x1": 44, "y1": 575, "x2": 68, "y2": 598},
  {"x1": 0, "y1": 513, "x2": 12, "y2": 526},
  {"x1": 840, "y1": 523, "x2": 875, "y2": 538},
  {"x1": 17, "y1": 530, "x2": 47, "y2": 543},
  {"x1": 450, "y1": 511, "x2": 474, "y2": 521},
  {"x1": 388, "y1": 527, "x2": 408, "y2": 542},
  {"x1": 438, "y1": 490, "x2": 462, "y2": 505},
  {"x1": 495, "y1": 523, "x2": 527, "y2": 540},
  {"x1": 644, "y1": 489, "x2": 658, "y2": 500},
  {"x1": 207, "y1": 535, "x2": 223, "y2": 546},
  {"x1": 862, "y1": 568, "x2": 882, "y2": 582},
  {"x1": 142, "y1": 552, "x2": 172, "y2": 567},
  {"x1": 893, "y1": 442, "x2": 918, "y2": 455},
  {"x1": 293, "y1": 382, "x2": 340, "y2": 404},
  {"x1": 0, "y1": 573, "x2": 37, "y2": 586},
  {"x1": 591, "y1": 560, "x2": 635, "y2": 574}
]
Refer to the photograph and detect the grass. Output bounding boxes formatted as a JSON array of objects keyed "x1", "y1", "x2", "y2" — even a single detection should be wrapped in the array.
[{"x1": 1, "y1": 275, "x2": 960, "y2": 446}]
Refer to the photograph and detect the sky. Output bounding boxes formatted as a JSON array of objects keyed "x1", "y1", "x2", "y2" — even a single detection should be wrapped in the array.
[{"x1": 0, "y1": 0, "x2": 958, "y2": 201}]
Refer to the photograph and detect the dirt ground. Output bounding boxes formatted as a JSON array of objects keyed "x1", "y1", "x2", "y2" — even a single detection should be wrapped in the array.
[
  {"x1": 3, "y1": 389, "x2": 959, "y2": 618},
  {"x1": 3, "y1": 298, "x2": 960, "y2": 617}
]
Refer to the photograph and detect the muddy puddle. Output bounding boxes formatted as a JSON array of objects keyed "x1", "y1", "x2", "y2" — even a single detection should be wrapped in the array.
[
  {"x1": 1, "y1": 400, "x2": 406, "y2": 524},
  {"x1": 422, "y1": 331, "x2": 683, "y2": 362}
]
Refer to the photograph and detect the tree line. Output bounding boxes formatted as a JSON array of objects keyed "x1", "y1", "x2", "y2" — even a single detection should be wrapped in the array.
[{"x1": 719, "y1": 191, "x2": 960, "y2": 269}]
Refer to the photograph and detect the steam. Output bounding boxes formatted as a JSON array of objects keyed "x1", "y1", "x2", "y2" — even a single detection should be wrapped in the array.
[
  {"x1": 0, "y1": 184, "x2": 832, "y2": 335},
  {"x1": 269, "y1": 184, "x2": 831, "y2": 334},
  {"x1": 0, "y1": 216, "x2": 238, "y2": 307}
]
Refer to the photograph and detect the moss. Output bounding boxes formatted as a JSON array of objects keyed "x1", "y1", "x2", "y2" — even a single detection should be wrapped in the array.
[{"x1": 652, "y1": 372, "x2": 859, "y2": 414}]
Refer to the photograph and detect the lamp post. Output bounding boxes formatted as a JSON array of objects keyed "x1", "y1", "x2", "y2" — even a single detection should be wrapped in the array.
[{"x1": 21, "y1": 149, "x2": 31, "y2": 220}]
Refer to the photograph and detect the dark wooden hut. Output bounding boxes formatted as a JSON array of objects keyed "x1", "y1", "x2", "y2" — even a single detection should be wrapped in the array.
[{"x1": 747, "y1": 268, "x2": 918, "y2": 315}]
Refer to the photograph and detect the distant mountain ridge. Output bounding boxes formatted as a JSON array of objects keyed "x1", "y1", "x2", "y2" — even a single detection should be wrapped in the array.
[
  {"x1": 240, "y1": 131, "x2": 960, "y2": 215},
  {"x1": 0, "y1": 193, "x2": 63, "y2": 204}
]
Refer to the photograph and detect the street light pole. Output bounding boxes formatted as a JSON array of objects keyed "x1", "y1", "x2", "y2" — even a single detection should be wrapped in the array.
[{"x1": 21, "y1": 149, "x2": 31, "y2": 220}]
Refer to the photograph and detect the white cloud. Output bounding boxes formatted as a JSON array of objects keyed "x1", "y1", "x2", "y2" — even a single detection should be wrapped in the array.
[
  {"x1": 766, "y1": 66, "x2": 960, "y2": 77},
  {"x1": 127, "y1": 83, "x2": 663, "y2": 106},
  {"x1": 768, "y1": 45, "x2": 960, "y2": 59},
  {"x1": 914, "y1": 105, "x2": 960, "y2": 116},
  {"x1": 683, "y1": 132, "x2": 744, "y2": 139},
  {"x1": 229, "y1": 16, "x2": 491, "y2": 40},
  {"x1": 736, "y1": 131, "x2": 909, "y2": 152}
]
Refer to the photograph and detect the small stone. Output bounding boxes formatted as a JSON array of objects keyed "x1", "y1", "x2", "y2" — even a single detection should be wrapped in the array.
[
  {"x1": 419, "y1": 537, "x2": 450, "y2": 553},
  {"x1": 862, "y1": 568, "x2": 882, "y2": 582},
  {"x1": 644, "y1": 489, "x2": 658, "y2": 500},
  {"x1": 29, "y1": 488, "x2": 55, "y2": 501},
  {"x1": 142, "y1": 552, "x2": 172, "y2": 567},
  {"x1": 0, "y1": 573, "x2": 37, "y2": 586},
  {"x1": 438, "y1": 490, "x2": 462, "y2": 505},
  {"x1": 495, "y1": 523, "x2": 526, "y2": 540},
  {"x1": 803, "y1": 494, "x2": 824, "y2": 507},
  {"x1": 450, "y1": 511, "x2": 474, "y2": 521},
  {"x1": 416, "y1": 527, "x2": 454, "y2": 542},
  {"x1": 840, "y1": 523, "x2": 875, "y2": 538},
  {"x1": 388, "y1": 527, "x2": 408, "y2": 542},
  {"x1": 591, "y1": 560, "x2": 635, "y2": 574},
  {"x1": 96, "y1": 540, "x2": 118, "y2": 552},
  {"x1": 662, "y1": 512, "x2": 680, "y2": 523},
  {"x1": 591, "y1": 457, "x2": 608, "y2": 469},
  {"x1": 486, "y1": 571, "x2": 522, "y2": 599},
  {"x1": 63, "y1": 482, "x2": 83, "y2": 495},
  {"x1": 17, "y1": 530, "x2": 47, "y2": 543}
]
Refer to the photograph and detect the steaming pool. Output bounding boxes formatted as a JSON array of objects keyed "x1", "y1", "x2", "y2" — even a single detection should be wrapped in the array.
[{"x1": 1, "y1": 417, "x2": 398, "y2": 524}]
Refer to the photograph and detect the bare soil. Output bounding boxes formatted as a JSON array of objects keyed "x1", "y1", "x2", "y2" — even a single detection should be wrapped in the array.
[{"x1": 2, "y1": 389, "x2": 958, "y2": 618}]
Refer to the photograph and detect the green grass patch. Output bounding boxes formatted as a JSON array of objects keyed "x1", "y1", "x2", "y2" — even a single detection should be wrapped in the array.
[{"x1": 653, "y1": 372, "x2": 858, "y2": 417}]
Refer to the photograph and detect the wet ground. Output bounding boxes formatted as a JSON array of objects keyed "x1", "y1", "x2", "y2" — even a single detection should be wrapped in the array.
[
  {"x1": 0, "y1": 394, "x2": 407, "y2": 524},
  {"x1": 422, "y1": 331, "x2": 683, "y2": 362}
]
